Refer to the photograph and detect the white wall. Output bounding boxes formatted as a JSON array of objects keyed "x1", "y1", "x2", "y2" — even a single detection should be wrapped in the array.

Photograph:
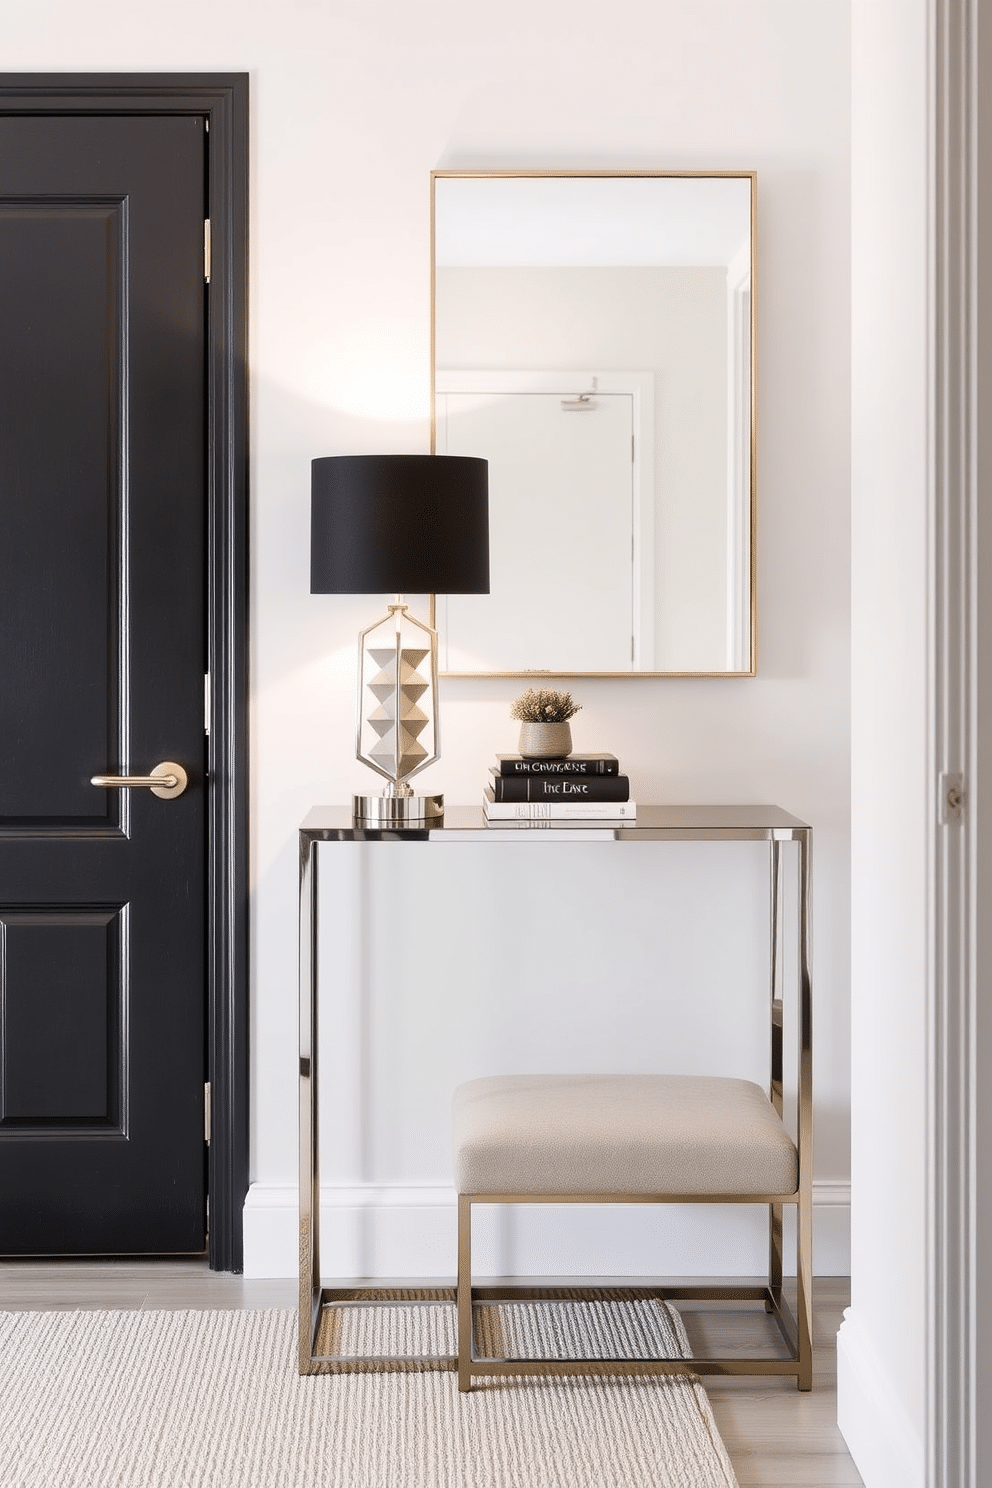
[
  {"x1": 841, "y1": 3, "x2": 926, "y2": 1485},
  {"x1": 2, "y1": 0, "x2": 853, "y2": 1281}
]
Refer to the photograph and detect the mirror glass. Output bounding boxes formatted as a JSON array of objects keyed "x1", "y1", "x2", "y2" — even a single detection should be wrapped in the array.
[{"x1": 431, "y1": 171, "x2": 755, "y2": 676}]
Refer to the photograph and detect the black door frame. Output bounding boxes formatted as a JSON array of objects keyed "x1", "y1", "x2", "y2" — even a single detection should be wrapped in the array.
[{"x1": 0, "y1": 74, "x2": 249, "y2": 1271}]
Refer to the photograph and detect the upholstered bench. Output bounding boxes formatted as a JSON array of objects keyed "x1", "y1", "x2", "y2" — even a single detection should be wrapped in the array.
[{"x1": 452, "y1": 1072, "x2": 811, "y2": 1392}]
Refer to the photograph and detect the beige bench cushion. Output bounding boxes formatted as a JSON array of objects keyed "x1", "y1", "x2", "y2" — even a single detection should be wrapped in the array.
[{"x1": 453, "y1": 1073, "x2": 798, "y2": 1197}]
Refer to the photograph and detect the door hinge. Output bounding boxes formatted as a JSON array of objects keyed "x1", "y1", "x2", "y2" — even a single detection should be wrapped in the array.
[
  {"x1": 939, "y1": 771, "x2": 965, "y2": 825},
  {"x1": 204, "y1": 1082, "x2": 211, "y2": 1145},
  {"x1": 204, "y1": 673, "x2": 211, "y2": 736},
  {"x1": 204, "y1": 219, "x2": 211, "y2": 284}
]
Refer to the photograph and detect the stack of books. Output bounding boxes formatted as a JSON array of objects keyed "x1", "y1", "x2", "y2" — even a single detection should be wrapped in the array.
[{"x1": 483, "y1": 753, "x2": 636, "y2": 827}]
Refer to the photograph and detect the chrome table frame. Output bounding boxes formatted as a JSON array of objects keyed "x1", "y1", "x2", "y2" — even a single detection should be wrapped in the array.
[{"x1": 298, "y1": 804, "x2": 812, "y2": 1383}]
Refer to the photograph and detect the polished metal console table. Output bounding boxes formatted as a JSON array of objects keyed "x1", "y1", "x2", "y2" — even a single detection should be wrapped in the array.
[{"x1": 298, "y1": 804, "x2": 812, "y2": 1377}]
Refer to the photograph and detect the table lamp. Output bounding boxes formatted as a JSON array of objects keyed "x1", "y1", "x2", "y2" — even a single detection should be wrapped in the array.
[{"x1": 310, "y1": 454, "x2": 489, "y2": 826}]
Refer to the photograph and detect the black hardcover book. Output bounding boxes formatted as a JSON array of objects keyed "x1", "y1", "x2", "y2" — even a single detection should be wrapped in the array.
[
  {"x1": 494, "y1": 752, "x2": 620, "y2": 776},
  {"x1": 488, "y1": 770, "x2": 631, "y2": 803}
]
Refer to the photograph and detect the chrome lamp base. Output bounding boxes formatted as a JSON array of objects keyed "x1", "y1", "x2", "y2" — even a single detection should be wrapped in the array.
[{"x1": 352, "y1": 791, "x2": 445, "y2": 827}]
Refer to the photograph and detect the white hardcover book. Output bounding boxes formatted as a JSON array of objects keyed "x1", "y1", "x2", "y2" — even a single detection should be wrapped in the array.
[
  {"x1": 483, "y1": 787, "x2": 637, "y2": 821},
  {"x1": 483, "y1": 820, "x2": 630, "y2": 832}
]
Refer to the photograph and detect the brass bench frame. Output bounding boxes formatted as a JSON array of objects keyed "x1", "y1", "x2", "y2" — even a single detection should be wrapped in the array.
[{"x1": 457, "y1": 1185, "x2": 812, "y2": 1392}]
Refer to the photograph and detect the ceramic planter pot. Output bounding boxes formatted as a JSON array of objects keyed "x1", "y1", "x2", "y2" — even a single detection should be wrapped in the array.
[{"x1": 518, "y1": 721, "x2": 572, "y2": 759}]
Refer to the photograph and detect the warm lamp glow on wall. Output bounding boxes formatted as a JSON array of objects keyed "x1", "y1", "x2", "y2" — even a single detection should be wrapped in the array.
[{"x1": 310, "y1": 454, "x2": 489, "y2": 826}]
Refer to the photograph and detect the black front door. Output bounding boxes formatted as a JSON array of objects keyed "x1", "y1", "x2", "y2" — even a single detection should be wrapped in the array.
[{"x1": 0, "y1": 114, "x2": 208, "y2": 1253}]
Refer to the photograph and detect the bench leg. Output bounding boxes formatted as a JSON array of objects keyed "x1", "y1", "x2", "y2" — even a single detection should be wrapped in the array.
[
  {"x1": 767, "y1": 1201, "x2": 783, "y2": 1312},
  {"x1": 457, "y1": 1194, "x2": 473, "y2": 1392}
]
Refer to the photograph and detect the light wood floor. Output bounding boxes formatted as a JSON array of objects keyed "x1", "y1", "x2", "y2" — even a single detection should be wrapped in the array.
[
  {"x1": 0, "y1": 1262, "x2": 862, "y2": 1487},
  {"x1": 703, "y1": 1277, "x2": 863, "y2": 1488}
]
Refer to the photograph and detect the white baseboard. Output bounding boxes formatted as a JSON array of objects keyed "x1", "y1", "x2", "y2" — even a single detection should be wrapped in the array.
[
  {"x1": 837, "y1": 1307, "x2": 924, "y2": 1488},
  {"x1": 242, "y1": 1180, "x2": 851, "y2": 1280}
]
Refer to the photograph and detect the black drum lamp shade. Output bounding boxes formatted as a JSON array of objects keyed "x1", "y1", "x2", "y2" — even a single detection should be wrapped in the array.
[{"x1": 310, "y1": 454, "x2": 489, "y2": 596}]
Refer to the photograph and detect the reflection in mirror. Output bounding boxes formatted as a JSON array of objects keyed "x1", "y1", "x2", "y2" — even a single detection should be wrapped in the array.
[{"x1": 431, "y1": 172, "x2": 755, "y2": 677}]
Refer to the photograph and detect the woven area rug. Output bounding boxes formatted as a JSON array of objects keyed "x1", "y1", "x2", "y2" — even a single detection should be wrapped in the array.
[{"x1": 0, "y1": 1302, "x2": 740, "y2": 1488}]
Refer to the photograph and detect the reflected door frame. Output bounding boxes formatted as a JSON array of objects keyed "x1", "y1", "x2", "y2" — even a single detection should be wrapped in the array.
[
  {"x1": 433, "y1": 369, "x2": 655, "y2": 673},
  {"x1": 726, "y1": 242, "x2": 752, "y2": 674}
]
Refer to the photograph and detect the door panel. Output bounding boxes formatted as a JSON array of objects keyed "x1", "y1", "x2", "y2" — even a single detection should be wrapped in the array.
[
  {"x1": 0, "y1": 201, "x2": 123, "y2": 821},
  {"x1": 0, "y1": 909, "x2": 124, "y2": 1128},
  {"x1": 0, "y1": 115, "x2": 208, "y2": 1253}
]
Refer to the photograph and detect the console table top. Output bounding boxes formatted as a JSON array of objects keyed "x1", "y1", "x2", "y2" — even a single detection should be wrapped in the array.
[{"x1": 300, "y1": 803, "x2": 810, "y2": 842}]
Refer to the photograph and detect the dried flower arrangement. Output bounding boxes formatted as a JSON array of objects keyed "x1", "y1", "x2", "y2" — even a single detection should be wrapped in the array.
[{"x1": 509, "y1": 688, "x2": 582, "y2": 724}]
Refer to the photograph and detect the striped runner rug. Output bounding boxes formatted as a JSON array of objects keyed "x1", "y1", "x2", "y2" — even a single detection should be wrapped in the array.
[{"x1": 0, "y1": 1301, "x2": 739, "y2": 1487}]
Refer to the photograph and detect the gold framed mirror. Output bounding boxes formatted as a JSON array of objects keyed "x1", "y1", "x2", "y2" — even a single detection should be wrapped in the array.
[{"x1": 430, "y1": 170, "x2": 756, "y2": 678}]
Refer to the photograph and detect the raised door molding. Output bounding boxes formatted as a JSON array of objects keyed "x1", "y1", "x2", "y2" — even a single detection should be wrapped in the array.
[{"x1": 928, "y1": 1, "x2": 986, "y2": 1483}]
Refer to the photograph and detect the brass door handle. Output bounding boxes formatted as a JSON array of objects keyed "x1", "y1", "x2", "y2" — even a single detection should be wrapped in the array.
[{"x1": 90, "y1": 760, "x2": 188, "y2": 800}]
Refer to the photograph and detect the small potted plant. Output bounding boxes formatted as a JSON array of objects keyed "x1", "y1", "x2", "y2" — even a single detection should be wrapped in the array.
[{"x1": 510, "y1": 687, "x2": 581, "y2": 759}]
